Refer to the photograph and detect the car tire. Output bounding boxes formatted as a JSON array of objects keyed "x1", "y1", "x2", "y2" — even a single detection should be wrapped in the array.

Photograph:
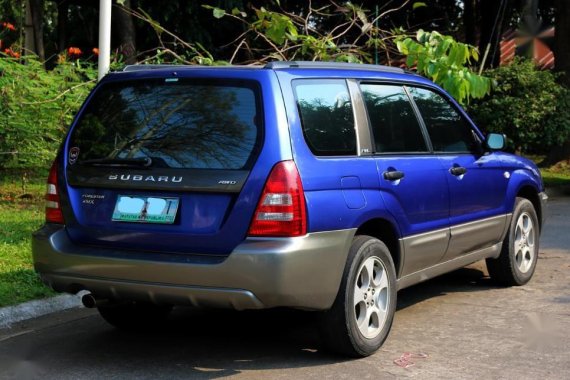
[
  {"x1": 318, "y1": 235, "x2": 397, "y2": 357},
  {"x1": 97, "y1": 302, "x2": 172, "y2": 330},
  {"x1": 486, "y1": 197, "x2": 539, "y2": 286}
]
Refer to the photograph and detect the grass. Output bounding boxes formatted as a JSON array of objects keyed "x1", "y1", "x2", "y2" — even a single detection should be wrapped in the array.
[
  {"x1": 0, "y1": 173, "x2": 55, "y2": 307},
  {"x1": 525, "y1": 155, "x2": 570, "y2": 187},
  {"x1": 540, "y1": 162, "x2": 570, "y2": 187}
]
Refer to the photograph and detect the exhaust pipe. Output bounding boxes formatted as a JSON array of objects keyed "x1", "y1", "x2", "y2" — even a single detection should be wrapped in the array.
[{"x1": 81, "y1": 293, "x2": 108, "y2": 308}]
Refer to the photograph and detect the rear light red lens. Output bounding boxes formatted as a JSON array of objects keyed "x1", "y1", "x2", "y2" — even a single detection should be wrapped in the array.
[
  {"x1": 248, "y1": 160, "x2": 307, "y2": 237},
  {"x1": 45, "y1": 161, "x2": 64, "y2": 224}
]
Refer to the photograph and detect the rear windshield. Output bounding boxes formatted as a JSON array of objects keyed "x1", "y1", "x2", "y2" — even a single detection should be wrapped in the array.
[{"x1": 68, "y1": 78, "x2": 262, "y2": 170}]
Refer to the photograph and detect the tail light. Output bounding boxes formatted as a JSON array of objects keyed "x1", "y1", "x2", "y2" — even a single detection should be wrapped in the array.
[
  {"x1": 248, "y1": 160, "x2": 307, "y2": 237},
  {"x1": 45, "y1": 160, "x2": 64, "y2": 224}
]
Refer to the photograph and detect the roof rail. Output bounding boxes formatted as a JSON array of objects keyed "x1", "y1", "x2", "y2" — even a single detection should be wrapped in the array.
[
  {"x1": 122, "y1": 64, "x2": 190, "y2": 72},
  {"x1": 264, "y1": 61, "x2": 405, "y2": 74},
  {"x1": 121, "y1": 64, "x2": 265, "y2": 72}
]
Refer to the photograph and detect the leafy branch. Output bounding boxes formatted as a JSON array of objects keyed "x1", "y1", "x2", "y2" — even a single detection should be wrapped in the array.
[
  {"x1": 203, "y1": 1, "x2": 408, "y2": 64},
  {"x1": 396, "y1": 30, "x2": 491, "y2": 104}
]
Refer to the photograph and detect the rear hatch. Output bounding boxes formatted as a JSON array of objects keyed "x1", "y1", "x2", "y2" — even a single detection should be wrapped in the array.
[{"x1": 63, "y1": 74, "x2": 263, "y2": 255}]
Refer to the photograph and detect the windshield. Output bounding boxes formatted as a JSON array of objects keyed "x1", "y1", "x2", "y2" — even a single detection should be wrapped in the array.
[{"x1": 68, "y1": 78, "x2": 262, "y2": 170}]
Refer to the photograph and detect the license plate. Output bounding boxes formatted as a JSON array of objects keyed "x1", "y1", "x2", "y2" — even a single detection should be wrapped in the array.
[{"x1": 112, "y1": 195, "x2": 179, "y2": 224}]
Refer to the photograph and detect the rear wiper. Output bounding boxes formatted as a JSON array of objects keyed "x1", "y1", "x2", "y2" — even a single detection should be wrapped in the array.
[{"x1": 80, "y1": 157, "x2": 153, "y2": 168}]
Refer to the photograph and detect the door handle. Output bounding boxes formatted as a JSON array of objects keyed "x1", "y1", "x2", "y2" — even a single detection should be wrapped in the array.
[
  {"x1": 450, "y1": 166, "x2": 467, "y2": 176},
  {"x1": 383, "y1": 170, "x2": 405, "y2": 181}
]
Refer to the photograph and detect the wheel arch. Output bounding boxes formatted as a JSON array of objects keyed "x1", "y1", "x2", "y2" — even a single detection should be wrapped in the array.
[
  {"x1": 516, "y1": 185, "x2": 542, "y2": 231},
  {"x1": 507, "y1": 168, "x2": 544, "y2": 231},
  {"x1": 355, "y1": 218, "x2": 402, "y2": 278}
]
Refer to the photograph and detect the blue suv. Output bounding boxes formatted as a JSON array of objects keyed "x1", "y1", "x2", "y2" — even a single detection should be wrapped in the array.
[{"x1": 32, "y1": 62, "x2": 547, "y2": 357}]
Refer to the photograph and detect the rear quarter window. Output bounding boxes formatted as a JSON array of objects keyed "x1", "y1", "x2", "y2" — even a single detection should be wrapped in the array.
[
  {"x1": 293, "y1": 79, "x2": 357, "y2": 156},
  {"x1": 68, "y1": 78, "x2": 262, "y2": 170}
]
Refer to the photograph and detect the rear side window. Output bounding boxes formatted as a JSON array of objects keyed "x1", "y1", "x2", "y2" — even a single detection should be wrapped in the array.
[
  {"x1": 68, "y1": 78, "x2": 261, "y2": 170},
  {"x1": 294, "y1": 79, "x2": 357, "y2": 156},
  {"x1": 408, "y1": 87, "x2": 480, "y2": 153},
  {"x1": 360, "y1": 84, "x2": 428, "y2": 153}
]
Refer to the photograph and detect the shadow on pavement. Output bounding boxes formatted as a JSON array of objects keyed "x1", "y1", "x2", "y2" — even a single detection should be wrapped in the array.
[
  {"x1": 396, "y1": 264, "x2": 500, "y2": 311},
  {"x1": 0, "y1": 265, "x2": 506, "y2": 378}
]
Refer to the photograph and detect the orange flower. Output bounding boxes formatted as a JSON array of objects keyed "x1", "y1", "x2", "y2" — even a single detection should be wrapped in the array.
[
  {"x1": 3, "y1": 48, "x2": 20, "y2": 58},
  {"x1": 92, "y1": 47, "x2": 99, "y2": 56},
  {"x1": 67, "y1": 47, "x2": 82, "y2": 57},
  {"x1": 2, "y1": 22, "x2": 16, "y2": 31}
]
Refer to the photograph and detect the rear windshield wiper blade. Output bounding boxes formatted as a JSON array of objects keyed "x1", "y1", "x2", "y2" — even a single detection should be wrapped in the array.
[{"x1": 80, "y1": 157, "x2": 153, "y2": 168}]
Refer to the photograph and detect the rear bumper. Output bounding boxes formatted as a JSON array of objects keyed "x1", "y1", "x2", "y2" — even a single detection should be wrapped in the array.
[{"x1": 32, "y1": 226, "x2": 355, "y2": 310}]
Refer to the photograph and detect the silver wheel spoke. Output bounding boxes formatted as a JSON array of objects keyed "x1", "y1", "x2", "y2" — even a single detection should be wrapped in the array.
[
  {"x1": 522, "y1": 216, "x2": 532, "y2": 234},
  {"x1": 523, "y1": 247, "x2": 534, "y2": 272},
  {"x1": 370, "y1": 304, "x2": 387, "y2": 328},
  {"x1": 357, "y1": 305, "x2": 373, "y2": 332},
  {"x1": 514, "y1": 237, "x2": 524, "y2": 253},
  {"x1": 364, "y1": 259, "x2": 374, "y2": 288},
  {"x1": 520, "y1": 248, "x2": 528, "y2": 272},
  {"x1": 517, "y1": 218, "x2": 525, "y2": 235},
  {"x1": 372, "y1": 265, "x2": 387, "y2": 289},
  {"x1": 354, "y1": 284, "x2": 366, "y2": 305}
]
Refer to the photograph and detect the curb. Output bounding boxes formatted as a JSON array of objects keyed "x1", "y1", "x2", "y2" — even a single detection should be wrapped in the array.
[{"x1": 0, "y1": 293, "x2": 83, "y2": 329}]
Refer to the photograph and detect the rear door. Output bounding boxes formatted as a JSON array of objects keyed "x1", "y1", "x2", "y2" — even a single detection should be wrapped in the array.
[
  {"x1": 407, "y1": 86, "x2": 509, "y2": 260},
  {"x1": 62, "y1": 74, "x2": 272, "y2": 255},
  {"x1": 359, "y1": 83, "x2": 451, "y2": 276}
]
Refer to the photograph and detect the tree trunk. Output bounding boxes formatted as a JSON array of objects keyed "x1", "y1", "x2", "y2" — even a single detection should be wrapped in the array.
[
  {"x1": 554, "y1": 0, "x2": 570, "y2": 86},
  {"x1": 479, "y1": 0, "x2": 507, "y2": 69},
  {"x1": 24, "y1": 0, "x2": 36, "y2": 55},
  {"x1": 57, "y1": 0, "x2": 69, "y2": 52},
  {"x1": 463, "y1": 0, "x2": 477, "y2": 46},
  {"x1": 28, "y1": 0, "x2": 45, "y2": 62},
  {"x1": 113, "y1": 0, "x2": 137, "y2": 64}
]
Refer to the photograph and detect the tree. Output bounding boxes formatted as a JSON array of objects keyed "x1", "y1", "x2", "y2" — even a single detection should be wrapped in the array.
[
  {"x1": 28, "y1": 0, "x2": 45, "y2": 61},
  {"x1": 113, "y1": 0, "x2": 136, "y2": 64},
  {"x1": 554, "y1": 0, "x2": 570, "y2": 87},
  {"x1": 463, "y1": 0, "x2": 477, "y2": 45},
  {"x1": 478, "y1": 0, "x2": 508, "y2": 70},
  {"x1": 545, "y1": 0, "x2": 570, "y2": 164}
]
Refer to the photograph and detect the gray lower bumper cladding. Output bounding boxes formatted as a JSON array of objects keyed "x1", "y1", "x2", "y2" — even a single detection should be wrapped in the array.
[{"x1": 32, "y1": 226, "x2": 355, "y2": 311}]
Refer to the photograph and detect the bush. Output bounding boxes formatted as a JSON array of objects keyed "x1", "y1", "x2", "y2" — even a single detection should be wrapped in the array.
[
  {"x1": 469, "y1": 59, "x2": 570, "y2": 154},
  {"x1": 0, "y1": 56, "x2": 96, "y2": 171}
]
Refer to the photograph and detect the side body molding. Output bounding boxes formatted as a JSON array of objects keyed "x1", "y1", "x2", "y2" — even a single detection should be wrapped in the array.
[{"x1": 397, "y1": 213, "x2": 512, "y2": 288}]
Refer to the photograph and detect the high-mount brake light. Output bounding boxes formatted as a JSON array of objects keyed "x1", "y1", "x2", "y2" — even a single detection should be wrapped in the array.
[
  {"x1": 248, "y1": 160, "x2": 307, "y2": 237},
  {"x1": 45, "y1": 161, "x2": 64, "y2": 224}
]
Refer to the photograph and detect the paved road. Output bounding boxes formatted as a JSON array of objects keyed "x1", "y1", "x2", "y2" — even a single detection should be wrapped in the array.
[{"x1": 1, "y1": 198, "x2": 569, "y2": 379}]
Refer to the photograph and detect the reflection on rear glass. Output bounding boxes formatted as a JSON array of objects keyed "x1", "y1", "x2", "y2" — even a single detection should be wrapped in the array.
[{"x1": 69, "y1": 79, "x2": 260, "y2": 170}]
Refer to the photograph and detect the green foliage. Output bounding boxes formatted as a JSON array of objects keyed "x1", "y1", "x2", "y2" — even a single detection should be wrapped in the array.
[
  {"x1": 0, "y1": 56, "x2": 96, "y2": 170},
  {"x1": 469, "y1": 59, "x2": 570, "y2": 154},
  {"x1": 252, "y1": 7, "x2": 298, "y2": 46},
  {"x1": 396, "y1": 30, "x2": 491, "y2": 105}
]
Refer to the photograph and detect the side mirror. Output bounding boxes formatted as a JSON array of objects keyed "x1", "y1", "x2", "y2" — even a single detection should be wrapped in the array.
[{"x1": 486, "y1": 133, "x2": 505, "y2": 151}]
